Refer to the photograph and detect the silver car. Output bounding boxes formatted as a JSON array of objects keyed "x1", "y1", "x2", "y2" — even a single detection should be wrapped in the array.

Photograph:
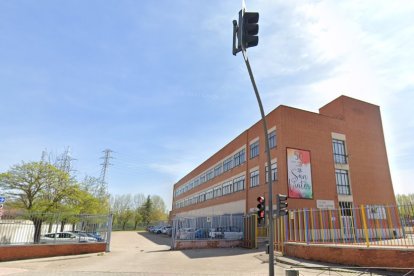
[{"x1": 40, "y1": 232, "x2": 97, "y2": 243}]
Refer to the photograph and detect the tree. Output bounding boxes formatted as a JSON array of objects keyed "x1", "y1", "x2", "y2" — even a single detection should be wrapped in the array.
[
  {"x1": 140, "y1": 196, "x2": 153, "y2": 226},
  {"x1": 150, "y1": 195, "x2": 168, "y2": 222},
  {"x1": 132, "y1": 194, "x2": 145, "y2": 230},
  {"x1": 0, "y1": 161, "x2": 82, "y2": 243}
]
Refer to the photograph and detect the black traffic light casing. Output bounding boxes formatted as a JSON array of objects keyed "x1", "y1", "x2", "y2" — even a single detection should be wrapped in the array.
[
  {"x1": 277, "y1": 194, "x2": 288, "y2": 217},
  {"x1": 232, "y1": 10, "x2": 259, "y2": 55},
  {"x1": 257, "y1": 196, "x2": 265, "y2": 224},
  {"x1": 241, "y1": 11, "x2": 259, "y2": 49}
]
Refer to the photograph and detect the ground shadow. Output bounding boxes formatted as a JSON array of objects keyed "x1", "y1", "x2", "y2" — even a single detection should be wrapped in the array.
[
  {"x1": 137, "y1": 231, "x2": 172, "y2": 246},
  {"x1": 138, "y1": 231, "x2": 266, "y2": 259}
]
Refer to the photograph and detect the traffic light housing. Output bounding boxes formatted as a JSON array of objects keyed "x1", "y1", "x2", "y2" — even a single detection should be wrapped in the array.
[
  {"x1": 277, "y1": 194, "x2": 288, "y2": 217},
  {"x1": 241, "y1": 11, "x2": 259, "y2": 49},
  {"x1": 232, "y1": 10, "x2": 259, "y2": 55},
  {"x1": 257, "y1": 196, "x2": 265, "y2": 224}
]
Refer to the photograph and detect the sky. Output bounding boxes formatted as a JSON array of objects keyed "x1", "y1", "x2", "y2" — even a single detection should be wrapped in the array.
[{"x1": 0, "y1": 0, "x2": 413, "y2": 210}]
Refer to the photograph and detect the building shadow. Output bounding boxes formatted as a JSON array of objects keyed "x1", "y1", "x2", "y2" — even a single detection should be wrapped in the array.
[{"x1": 137, "y1": 231, "x2": 172, "y2": 246}]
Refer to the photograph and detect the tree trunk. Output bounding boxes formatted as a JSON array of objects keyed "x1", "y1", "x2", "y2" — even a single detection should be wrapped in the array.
[
  {"x1": 32, "y1": 218, "x2": 43, "y2": 244},
  {"x1": 60, "y1": 219, "x2": 67, "y2": 232}
]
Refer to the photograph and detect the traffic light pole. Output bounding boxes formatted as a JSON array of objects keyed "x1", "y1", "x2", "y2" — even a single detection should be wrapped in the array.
[{"x1": 242, "y1": 50, "x2": 275, "y2": 276}]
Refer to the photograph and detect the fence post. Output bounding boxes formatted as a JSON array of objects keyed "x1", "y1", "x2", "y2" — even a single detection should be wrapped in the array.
[
  {"x1": 106, "y1": 214, "x2": 113, "y2": 253},
  {"x1": 360, "y1": 205, "x2": 370, "y2": 248}
]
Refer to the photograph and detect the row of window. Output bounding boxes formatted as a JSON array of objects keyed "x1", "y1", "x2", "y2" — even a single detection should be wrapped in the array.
[
  {"x1": 175, "y1": 131, "x2": 278, "y2": 198},
  {"x1": 174, "y1": 148, "x2": 246, "y2": 198},
  {"x1": 174, "y1": 176, "x2": 246, "y2": 209}
]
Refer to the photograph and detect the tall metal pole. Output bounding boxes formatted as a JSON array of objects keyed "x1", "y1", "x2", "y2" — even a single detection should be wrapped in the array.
[{"x1": 242, "y1": 50, "x2": 275, "y2": 276}]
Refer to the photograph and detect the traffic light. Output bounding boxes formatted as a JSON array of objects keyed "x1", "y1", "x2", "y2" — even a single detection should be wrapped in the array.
[
  {"x1": 277, "y1": 194, "x2": 288, "y2": 217},
  {"x1": 257, "y1": 196, "x2": 265, "y2": 224},
  {"x1": 241, "y1": 11, "x2": 259, "y2": 49},
  {"x1": 232, "y1": 10, "x2": 259, "y2": 55}
]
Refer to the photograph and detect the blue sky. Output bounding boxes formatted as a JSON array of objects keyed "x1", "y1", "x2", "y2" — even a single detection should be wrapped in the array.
[{"x1": 1, "y1": 0, "x2": 413, "y2": 210}]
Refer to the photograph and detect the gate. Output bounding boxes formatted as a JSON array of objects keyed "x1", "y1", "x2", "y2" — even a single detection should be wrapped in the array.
[{"x1": 242, "y1": 214, "x2": 257, "y2": 249}]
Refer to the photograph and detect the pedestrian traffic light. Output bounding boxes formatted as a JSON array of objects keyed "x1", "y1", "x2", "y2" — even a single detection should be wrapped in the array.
[
  {"x1": 232, "y1": 9, "x2": 259, "y2": 55},
  {"x1": 277, "y1": 194, "x2": 288, "y2": 217},
  {"x1": 257, "y1": 196, "x2": 265, "y2": 224}
]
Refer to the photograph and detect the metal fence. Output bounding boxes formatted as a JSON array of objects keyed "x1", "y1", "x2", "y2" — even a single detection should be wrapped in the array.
[
  {"x1": 172, "y1": 214, "x2": 244, "y2": 244},
  {"x1": 274, "y1": 204, "x2": 414, "y2": 250},
  {"x1": 0, "y1": 211, "x2": 112, "y2": 246}
]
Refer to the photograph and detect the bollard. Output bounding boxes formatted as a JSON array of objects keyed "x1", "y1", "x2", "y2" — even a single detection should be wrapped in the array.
[
  {"x1": 285, "y1": 269, "x2": 299, "y2": 276},
  {"x1": 266, "y1": 243, "x2": 269, "y2": 254}
]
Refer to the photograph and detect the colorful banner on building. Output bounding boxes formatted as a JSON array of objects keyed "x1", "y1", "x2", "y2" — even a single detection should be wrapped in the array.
[{"x1": 287, "y1": 148, "x2": 313, "y2": 199}]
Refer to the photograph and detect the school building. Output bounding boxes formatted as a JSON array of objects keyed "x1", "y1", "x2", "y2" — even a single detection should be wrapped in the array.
[{"x1": 170, "y1": 95, "x2": 396, "y2": 219}]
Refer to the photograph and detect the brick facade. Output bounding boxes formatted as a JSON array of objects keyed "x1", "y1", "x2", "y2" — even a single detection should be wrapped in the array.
[{"x1": 171, "y1": 96, "x2": 396, "y2": 218}]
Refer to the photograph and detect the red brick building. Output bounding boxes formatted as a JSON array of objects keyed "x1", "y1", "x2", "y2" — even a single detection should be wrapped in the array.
[{"x1": 170, "y1": 96, "x2": 396, "y2": 218}]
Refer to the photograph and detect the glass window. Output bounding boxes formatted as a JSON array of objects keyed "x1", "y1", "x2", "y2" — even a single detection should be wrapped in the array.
[
  {"x1": 214, "y1": 186, "x2": 222, "y2": 198},
  {"x1": 265, "y1": 162, "x2": 277, "y2": 183},
  {"x1": 268, "y1": 131, "x2": 276, "y2": 149},
  {"x1": 333, "y1": 139, "x2": 347, "y2": 164},
  {"x1": 250, "y1": 141, "x2": 259, "y2": 159},
  {"x1": 214, "y1": 164, "x2": 222, "y2": 177},
  {"x1": 233, "y1": 176, "x2": 245, "y2": 192},
  {"x1": 223, "y1": 157, "x2": 233, "y2": 172},
  {"x1": 206, "y1": 169, "x2": 214, "y2": 181},
  {"x1": 250, "y1": 170, "x2": 259, "y2": 187},
  {"x1": 234, "y1": 149, "x2": 246, "y2": 166},
  {"x1": 336, "y1": 169, "x2": 351, "y2": 195},
  {"x1": 200, "y1": 174, "x2": 206, "y2": 184},
  {"x1": 206, "y1": 189, "x2": 214, "y2": 200},
  {"x1": 222, "y1": 181, "x2": 233, "y2": 195}
]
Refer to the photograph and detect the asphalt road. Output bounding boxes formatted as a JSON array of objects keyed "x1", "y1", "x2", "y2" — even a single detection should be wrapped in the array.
[{"x1": 0, "y1": 232, "x2": 401, "y2": 276}]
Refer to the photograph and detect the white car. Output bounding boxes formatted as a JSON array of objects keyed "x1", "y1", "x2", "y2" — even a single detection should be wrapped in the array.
[{"x1": 40, "y1": 232, "x2": 97, "y2": 243}]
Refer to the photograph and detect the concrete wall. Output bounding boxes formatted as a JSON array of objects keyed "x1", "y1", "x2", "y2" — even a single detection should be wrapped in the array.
[
  {"x1": 0, "y1": 242, "x2": 106, "y2": 262},
  {"x1": 284, "y1": 243, "x2": 414, "y2": 268}
]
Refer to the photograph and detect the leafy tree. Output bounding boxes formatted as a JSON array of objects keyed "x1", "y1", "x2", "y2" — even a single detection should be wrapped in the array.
[
  {"x1": 0, "y1": 161, "x2": 79, "y2": 243},
  {"x1": 150, "y1": 195, "x2": 168, "y2": 222},
  {"x1": 140, "y1": 196, "x2": 153, "y2": 226}
]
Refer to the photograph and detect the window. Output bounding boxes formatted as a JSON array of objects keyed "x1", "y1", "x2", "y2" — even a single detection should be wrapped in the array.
[
  {"x1": 233, "y1": 176, "x2": 245, "y2": 192},
  {"x1": 200, "y1": 174, "x2": 206, "y2": 184},
  {"x1": 250, "y1": 170, "x2": 259, "y2": 187},
  {"x1": 214, "y1": 186, "x2": 222, "y2": 198},
  {"x1": 250, "y1": 141, "x2": 259, "y2": 159},
  {"x1": 336, "y1": 169, "x2": 351, "y2": 195},
  {"x1": 333, "y1": 139, "x2": 347, "y2": 164},
  {"x1": 268, "y1": 131, "x2": 276, "y2": 149},
  {"x1": 194, "y1": 178, "x2": 199, "y2": 187},
  {"x1": 222, "y1": 181, "x2": 233, "y2": 195},
  {"x1": 265, "y1": 162, "x2": 277, "y2": 183},
  {"x1": 206, "y1": 169, "x2": 214, "y2": 181},
  {"x1": 198, "y1": 193, "x2": 206, "y2": 202},
  {"x1": 223, "y1": 157, "x2": 233, "y2": 172},
  {"x1": 234, "y1": 149, "x2": 246, "y2": 166},
  {"x1": 214, "y1": 164, "x2": 223, "y2": 177},
  {"x1": 206, "y1": 189, "x2": 214, "y2": 200}
]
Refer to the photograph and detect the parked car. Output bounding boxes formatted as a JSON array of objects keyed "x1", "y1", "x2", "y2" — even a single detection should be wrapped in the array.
[
  {"x1": 152, "y1": 226, "x2": 164, "y2": 234},
  {"x1": 71, "y1": 231, "x2": 104, "y2": 242},
  {"x1": 40, "y1": 232, "x2": 97, "y2": 244},
  {"x1": 161, "y1": 226, "x2": 171, "y2": 234}
]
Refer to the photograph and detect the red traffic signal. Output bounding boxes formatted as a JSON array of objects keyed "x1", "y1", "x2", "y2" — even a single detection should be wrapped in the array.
[{"x1": 257, "y1": 196, "x2": 265, "y2": 223}]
